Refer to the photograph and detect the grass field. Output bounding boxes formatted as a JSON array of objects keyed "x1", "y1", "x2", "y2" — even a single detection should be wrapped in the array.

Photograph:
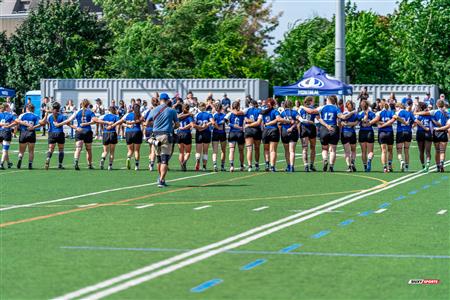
[{"x1": 0, "y1": 138, "x2": 449, "y2": 300}]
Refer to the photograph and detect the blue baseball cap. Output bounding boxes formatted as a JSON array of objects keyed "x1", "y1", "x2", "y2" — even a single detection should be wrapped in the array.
[{"x1": 160, "y1": 93, "x2": 169, "y2": 100}]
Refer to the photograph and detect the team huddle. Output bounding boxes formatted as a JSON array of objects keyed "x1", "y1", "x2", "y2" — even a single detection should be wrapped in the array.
[{"x1": 0, "y1": 94, "x2": 449, "y2": 173}]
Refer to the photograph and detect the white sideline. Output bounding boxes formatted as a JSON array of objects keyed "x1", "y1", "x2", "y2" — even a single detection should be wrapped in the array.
[
  {"x1": 135, "y1": 204, "x2": 155, "y2": 209},
  {"x1": 53, "y1": 162, "x2": 446, "y2": 300},
  {"x1": 2, "y1": 149, "x2": 331, "y2": 212},
  {"x1": 193, "y1": 205, "x2": 211, "y2": 210},
  {"x1": 437, "y1": 210, "x2": 447, "y2": 215},
  {"x1": 374, "y1": 208, "x2": 387, "y2": 214},
  {"x1": 0, "y1": 173, "x2": 214, "y2": 212},
  {"x1": 78, "y1": 163, "x2": 446, "y2": 300},
  {"x1": 253, "y1": 206, "x2": 269, "y2": 211}
]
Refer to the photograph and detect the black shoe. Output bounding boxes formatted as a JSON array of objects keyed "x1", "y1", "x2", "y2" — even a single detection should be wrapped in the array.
[
  {"x1": 17, "y1": 160, "x2": 22, "y2": 169},
  {"x1": 7, "y1": 162, "x2": 13, "y2": 169},
  {"x1": 310, "y1": 165, "x2": 317, "y2": 172},
  {"x1": 0, "y1": 164, "x2": 4, "y2": 170},
  {"x1": 88, "y1": 165, "x2": 94, "y2": 170},
  {"x1": 28, "y1": 164, "x2": 33, "y2": 170},
  {"x1": 347, "y1": 166, "x2": 352, "y2": 172},
  {"x1": 45, "y1": 161, "x2": 50, "y2": 170},
  {"x1": 304, "y1": 166, "x2": 310, "y2": 172},
  {"x1": 329, "y1": 166, "x2": 334, "y2": 172},
  {"x1": 323, "y1": 162, "x2": 328, "y2": 172},
  {"x1": 58, "y1": 164, "x2": 65, "y2": 169},
  {"x1": 74, "y1": 164, "x2": 80, "y2": 171},
  {"x1": 351, "y1": 164, "x2": 357, "y2": 172}
]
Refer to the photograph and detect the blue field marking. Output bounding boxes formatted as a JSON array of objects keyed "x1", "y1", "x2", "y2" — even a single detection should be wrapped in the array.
[
  {"x1": 240, "y1": 259, "x2": 267, "y2": 271},
  {"x1": 61, "y1": 246, "x2": 450, "y2": 259},
  {"x1": 395, "y1": 195, "x2": 406, "y2": 201},
  {"x1": 191, "y1": 279, "x2": 223, "y2": 293},
  {"x1": 311, "y1": 230, "x2": 331, "y2": 239},
  {"x1": 379, "y1": 203, "x2": 390, "y2": 209},
  {"x1": 442, "y1": 176, "x2": 448, "y2": 180},
  {"x1": 408, "y1": 190, "x2": 418, "y2": 195},
  {"x1": 339, "y1": 219, "x2": 354, "y2": 227},
  {"x1": 432, "y1": 180, "x2": 441, "y2": 185},
  {"x1": 279, "y1": 243, "x2": 302, "y2": 253},
  {"x1": 358, "y1": 210, "x2": 373, "y2": 217},
  {"x1": 422, "y1": 185, "x2": 431, "y2": 189}
]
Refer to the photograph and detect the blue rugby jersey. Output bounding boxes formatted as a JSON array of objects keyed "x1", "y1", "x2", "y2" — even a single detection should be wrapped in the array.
[
  {"x1": 357, "y1": 111, "x2": 376, "y2": 131},
  {"x1": 280, "y1": 109, "x2": 298, "y2": 130},
  {"x1": 48, "y1": 114, "x2": 67, "y2": 133},
  {"x1": 376, "y1": 109, "x2": 395, "y2": 132},
  {"x1": 317, "y1": 105, "x2": 341, "y2": 126},
  {"x1": 101, "y1": 113, "x2": 120, "y2": 133},
  {"x1": 18, "y1": 112, "x2": 40, "y2": 131},
  {"x1": 0, "y1": 112, "x2": 16, "y2": 132}
]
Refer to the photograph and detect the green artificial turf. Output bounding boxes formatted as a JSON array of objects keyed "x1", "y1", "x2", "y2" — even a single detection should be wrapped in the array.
[{"x1": 0, "y1": 139, "x2": 448, "y2": 299}]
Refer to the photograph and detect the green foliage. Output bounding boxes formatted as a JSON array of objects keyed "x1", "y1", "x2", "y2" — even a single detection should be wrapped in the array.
[
  {"x1": 0, "y1": 32, "x2": 9, "y2": 87},
  {"x1": 105, "y1": 0, "x2": 278, "y2": 79},
  {"x1": 272, "y1": 17, "x2": 334, "y2": 86},
  {"x1": 6, "y1": 0, "x2": 112, "y2": 93},
  {"x1": 390, "y1": 0, "x2": 450, "y2": 93},
  {"x1": 345, "y1": 10, "x2": 393, "y2": 83}
]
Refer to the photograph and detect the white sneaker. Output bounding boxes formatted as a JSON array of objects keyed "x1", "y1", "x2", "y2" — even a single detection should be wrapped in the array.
[
  {"x1": 248, "y1": 167, "x2": 252, "y2": 172},
  {"x1": 108, "y1": 166, "x2": 112, "y2": 171},
  {"x1": 400, "y1": 161, "x2": 405, "y2": 172},
  {"x1": 135, "y1": 166, "x2": 139, "y2": 171},
  {"x1": 229, "y1": 166, "x2": 234, "y2": 172}
]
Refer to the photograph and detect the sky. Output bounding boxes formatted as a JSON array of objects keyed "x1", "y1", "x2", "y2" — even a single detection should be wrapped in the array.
[{"x1": 268, "y1": 0, "x2": 399, "y2": 54}]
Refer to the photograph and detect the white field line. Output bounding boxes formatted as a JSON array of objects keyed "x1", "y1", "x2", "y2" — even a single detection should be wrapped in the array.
[
  {"x1": 374, "y1": 208, "x2": 387, "y2": 214},
  {"x1": 54, "y1": 162, "x2": 446, "y2": 300},
  {"x1": 193, "y1": 205, "x2": 211, "y2": 210},
  {"x1": 135, "y1": 204, "x2": 154, "y2": 209},
  {"x1": 76, "y1": 163, "x2": 445, "y2": 300},
  {"x1": 2, "y1": 148, "x2": 316, "y2": 211},
  {"x1": 437, "y1": 210, "x2": 447, "y2": 215},
  {"x1": 252, "y1": 206, "x2": 269, "y2": 211},
  {"x1": 0, "y1": 173, "x2": 214, "y2": 212},
  {"x1": 78, "y1": 203, "x2": 98, "y2": 208}
]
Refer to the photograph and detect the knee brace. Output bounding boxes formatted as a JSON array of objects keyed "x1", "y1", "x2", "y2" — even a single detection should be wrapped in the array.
[
  {"x1": 202, "y1": 154, "x2": 208, "y2": 161},
  {"x1": 161, "y1": 154, "x2": 170, "y2": 165}
]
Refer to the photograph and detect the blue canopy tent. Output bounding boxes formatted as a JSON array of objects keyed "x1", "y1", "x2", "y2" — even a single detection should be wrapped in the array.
[
  {"x1": 274, "y1": 66, "x2": 352, "y2": 97},
  {"x1": 0, "y1": 87, "x2": 16, "y2": 98}
]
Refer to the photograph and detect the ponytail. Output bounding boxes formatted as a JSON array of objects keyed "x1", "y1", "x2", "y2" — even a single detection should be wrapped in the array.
[{"x1": 133, "y1": 104, "x2": 141, "y2": 121}]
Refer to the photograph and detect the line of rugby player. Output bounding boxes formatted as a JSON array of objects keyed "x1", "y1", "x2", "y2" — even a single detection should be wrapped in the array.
[{"x1": 0, "y1": 95, "x2": 448, "y2": 172}]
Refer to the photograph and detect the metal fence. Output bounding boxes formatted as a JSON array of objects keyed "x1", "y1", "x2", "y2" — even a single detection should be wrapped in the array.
[{"x1": 40, "y1": 78, "x2": 269, "y2": 108}]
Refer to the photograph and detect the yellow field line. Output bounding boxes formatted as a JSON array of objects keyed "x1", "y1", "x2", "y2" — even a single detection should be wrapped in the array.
[{"x1": 0, "y1": 173, "x2": 263, "y2": 228}]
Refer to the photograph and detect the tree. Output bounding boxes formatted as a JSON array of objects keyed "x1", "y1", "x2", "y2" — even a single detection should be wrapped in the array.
[
  {"x1": 0, "y1": 32, "x2": 9, "y2": 87},
  {"x1": 273, "y1": 2, "x2": 394, "y2": 86},
  {"x1": 272, "y1": 17, "x2": 334, "y2": 86},
  {"x1": 100, "y1": 0, "x2": 278, "y2": 79},
  {"x1": 390, "y1": 0, "x2": 450, "y2": 94},
  {"x1": 6, "y1": 0, "x2": 112, "y2": 93},
  {"x1": 345, "y1": 10, "x2": 393, "y2": 83}
]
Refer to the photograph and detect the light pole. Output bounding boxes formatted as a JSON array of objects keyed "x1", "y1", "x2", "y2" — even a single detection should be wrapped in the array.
[{"x1": 335, "y1": 0, "x2": 346, "y2": 83}]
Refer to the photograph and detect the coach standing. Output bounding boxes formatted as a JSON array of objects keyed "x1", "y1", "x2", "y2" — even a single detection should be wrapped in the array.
[{"x1": 148, "y1": 93, "x2": 179, "y2": 188}]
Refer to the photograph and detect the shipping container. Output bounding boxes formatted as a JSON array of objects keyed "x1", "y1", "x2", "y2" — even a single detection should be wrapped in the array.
[{"x1": 40, "y1": 78, "x2": 269, "y2": 108}]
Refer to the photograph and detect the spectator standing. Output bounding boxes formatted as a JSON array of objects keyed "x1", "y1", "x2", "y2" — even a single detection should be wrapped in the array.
[
  {"x1": 221, "y1": 93, "x2": 231, "y2": 112},
  {"x1": 422, "y1": 92, "x2": 435, "y2": 108},
  {"x1": 357, "y1": 87, "x2": 369, "y2": 102},
  {"x1": 401, "y1": 94, "x2": 412, "y2": 106},
  {"x1": 388, "y1": 93, "x2": 397, "y2": 110}
]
